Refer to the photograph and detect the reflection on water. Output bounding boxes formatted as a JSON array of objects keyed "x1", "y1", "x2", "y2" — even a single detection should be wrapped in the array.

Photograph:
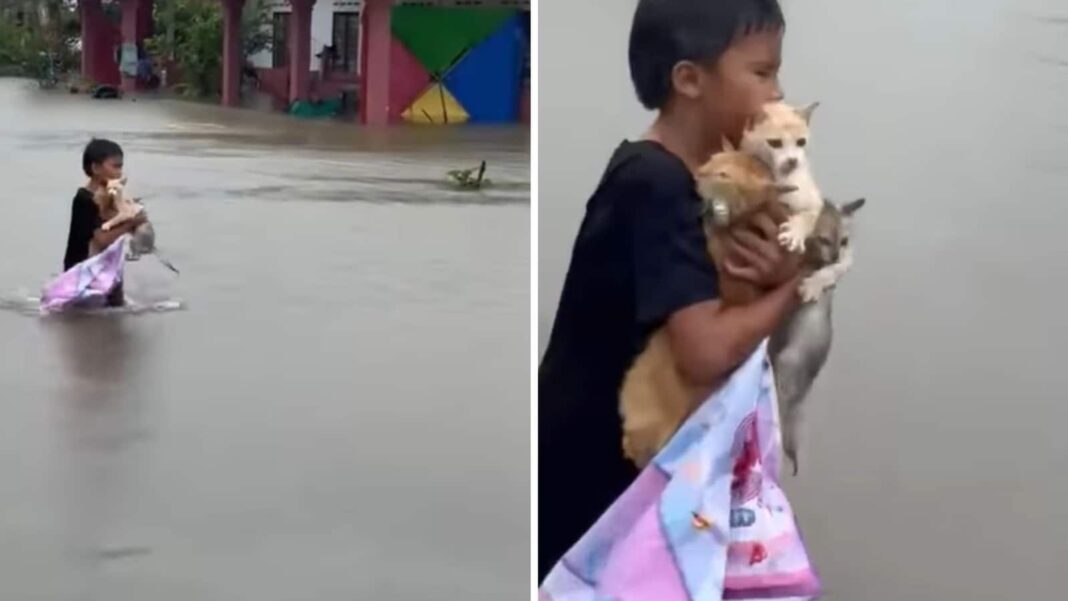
[
  {"x1": 48, "y1": 317, "x2": 155, "y2": 601},
  {"x1": 0, "y1": 78, "x2": 529, "y2": 599}
]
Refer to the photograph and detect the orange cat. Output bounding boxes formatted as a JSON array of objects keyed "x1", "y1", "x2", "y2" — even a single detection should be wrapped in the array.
[
  {"x1": 619, "y1": 150, "x2": 855, "y2": 469},
  {"x1": 95, "y1": 177, "x2": 143, "y2": 232},
  {"x1": 697, "y1": 149, "x2": 796, "y2": 305},
  {"x1": 619, "y1": 151, "x2": 794, "y2": 468}
]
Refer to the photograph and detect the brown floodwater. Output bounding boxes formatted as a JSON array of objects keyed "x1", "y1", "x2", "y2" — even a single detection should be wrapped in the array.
[{"x1": 0, "y1": 78, "x2": 529, "y2": 600}]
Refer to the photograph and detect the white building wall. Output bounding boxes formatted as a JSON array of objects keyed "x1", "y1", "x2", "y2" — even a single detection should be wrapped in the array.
[
  {"x1": 247, "y1": 0, "x2": 530, "y2": 71},
  {"x1": 309, "y1": 2, "x2": 334, "y2": 64},
  {"x1": 249, "y1": 0, "x2": 364, "y2": 71}
]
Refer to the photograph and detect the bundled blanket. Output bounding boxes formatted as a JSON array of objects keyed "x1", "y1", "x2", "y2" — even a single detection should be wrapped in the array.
[
  {"x1": 540, "y1": 343, "x2": 821, "y2": 601},
  {"x1": 40, "y1": 235, "x2": 127, "y2": 314}
]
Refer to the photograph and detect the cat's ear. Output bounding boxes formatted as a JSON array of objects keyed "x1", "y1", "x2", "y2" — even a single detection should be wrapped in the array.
[
  {"x1": 841, "y1": 197, "x2": 866, "y2": 215},
  {"x1": 721, "y1": 136, "x2": 736, "y2": 152},
  {"x1": 797, "y1": 101, "x2": 820, "y2": 124}
]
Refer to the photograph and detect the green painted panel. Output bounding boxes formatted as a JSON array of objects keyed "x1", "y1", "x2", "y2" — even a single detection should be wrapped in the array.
[{"x1": 391, "y1": 6, "x2": 515, "y2": 76}]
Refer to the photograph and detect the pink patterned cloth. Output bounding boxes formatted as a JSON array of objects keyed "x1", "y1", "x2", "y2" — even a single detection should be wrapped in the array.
[
  {"x1": 40, "y1": 235, "x2": 127, "y2": 313},
  {"x1": 540, "y1": 343, "x2": 821, "y2": 601}
]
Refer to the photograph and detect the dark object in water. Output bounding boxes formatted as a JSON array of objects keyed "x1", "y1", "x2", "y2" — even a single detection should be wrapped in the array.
[
  {"x1": 96, "y1": 546, "x2": 152, "y2": 561},
  {"x1": 91, "y1": 85, "x2": 120, "y2": 99},
  {"x1": 447, "y1": 161, "x2": 491, "y2": 190}
]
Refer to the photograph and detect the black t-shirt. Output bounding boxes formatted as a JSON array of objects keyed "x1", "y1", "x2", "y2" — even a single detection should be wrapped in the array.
[
  {"x1": 64, "y1": 188, "x2": 101, "y2": 271},
  {"x1": 538, "y1": 140, "x2": 720, "y2": 579}
]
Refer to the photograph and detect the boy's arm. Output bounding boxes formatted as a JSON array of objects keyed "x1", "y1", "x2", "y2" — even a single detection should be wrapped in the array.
[
  {"x1": 629, "y1": 164, "x2": 801, "y2": 388},
  {"x1": 666, "y1": 276, "x2": 800, "y2": 387},
  {"x1": 667, "y1": 209, "x2": 803, "y2": 387},
  {"x1": 623, "y1": 157, "x2": 803, "y2": 386},
  {"x1": 91, "y1": 212, "x2": 148, "y2": 250}
]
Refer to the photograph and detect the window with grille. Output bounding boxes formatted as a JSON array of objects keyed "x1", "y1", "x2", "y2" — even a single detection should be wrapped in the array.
[
  {"x1": 271, "y1": 12, "x2": 289, "y2": 69},
  {"x1": 332, "y1": 11, "x2": 360, "y2": 74}
]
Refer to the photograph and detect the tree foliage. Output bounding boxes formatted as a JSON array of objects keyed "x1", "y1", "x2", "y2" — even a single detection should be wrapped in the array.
[
  {"x1": 145, "y1": 0, "x2": 271, "y2": 98},
  {"x1": 0, "y1": 0, "x2": 80, "y2": 77}
]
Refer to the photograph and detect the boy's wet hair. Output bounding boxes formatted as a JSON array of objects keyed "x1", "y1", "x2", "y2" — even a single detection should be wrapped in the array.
[
  {"x1": 628, "y1": 0, "x2": 785, "y2": 110},
  {"x1": 82, "y1": 138, "x2": 123, "y2": 177}
]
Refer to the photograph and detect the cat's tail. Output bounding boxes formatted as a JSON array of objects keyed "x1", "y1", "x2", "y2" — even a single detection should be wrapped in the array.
[{"x1": 153, "y1": 251, "x2": 180, "y2": 275}]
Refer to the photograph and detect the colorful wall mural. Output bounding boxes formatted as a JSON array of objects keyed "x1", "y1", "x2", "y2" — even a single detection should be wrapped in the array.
[{"x1": 387, "y1": 5, "x2": 528, "y2": 125}]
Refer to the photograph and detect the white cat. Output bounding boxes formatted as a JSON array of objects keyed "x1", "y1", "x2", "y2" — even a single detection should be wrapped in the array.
[
  {"x1": 740, "y1": 101, "x2": 823, "y2": 256},
  {"x1": 96, "y1": 177, "x2": 144, "y2": 232}
]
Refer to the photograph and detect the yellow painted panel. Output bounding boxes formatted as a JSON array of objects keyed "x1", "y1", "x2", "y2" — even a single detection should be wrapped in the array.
[{"x1": 401, "y1": 83, "x2": 470, "y2": 125}]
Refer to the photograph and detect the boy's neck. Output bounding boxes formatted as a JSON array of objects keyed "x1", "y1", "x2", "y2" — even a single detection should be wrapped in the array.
[{"x1": 645, "y1": 112, "x2": 720, "y2": 173}]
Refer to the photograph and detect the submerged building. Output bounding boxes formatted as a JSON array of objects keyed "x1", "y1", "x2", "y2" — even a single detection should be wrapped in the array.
[{"x1": 77, "y1": 0, "x2": 531, "y2": 125}]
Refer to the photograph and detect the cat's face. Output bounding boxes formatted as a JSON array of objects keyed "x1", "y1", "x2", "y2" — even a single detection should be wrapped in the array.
[
  {"x1": 95, "y1": 178, "x2": 127, "y2": 211},
  {"x1": 104, "y1": 177, "x2": 126, "y2": 192},
  {"x1": 105, "y1": 177, "x2": 127, "y2": 201},
  {"x1": 741, "y1": 101, "x2": 818, "y2": 179},
  {"x1": 695, "y1": 151, "x2": 795, "y2": 214},
  {"x1": 697, "y1": 152, "x2": 775, "y2": 199},
  {"x1": 807, "y1": 197, "x2": 864, "y2": 265}
]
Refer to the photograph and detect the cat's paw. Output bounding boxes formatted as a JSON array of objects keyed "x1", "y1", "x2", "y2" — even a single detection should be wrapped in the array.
[
  {"x1": 798, "y1": 276, "x2": 825, "y2": 303},
  {"x1": 778, "y1": 221, "x2": 806, "y2": 252},
  {"x1": 101, "y1": 223, "x2": 113, "y2": 232}
]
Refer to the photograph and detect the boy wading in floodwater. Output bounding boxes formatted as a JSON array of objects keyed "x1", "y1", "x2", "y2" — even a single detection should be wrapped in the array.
[
  {"x1": 538, "y1": 0, "x2": 804, "y2": 581},
  {"x1": 64, "y1": 139, "x2": 149, "y2": 307}
]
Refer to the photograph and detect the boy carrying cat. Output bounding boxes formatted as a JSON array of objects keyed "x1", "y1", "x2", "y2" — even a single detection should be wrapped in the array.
[
  {"x1": 538, "y1": 0, "x2": 805, "y2": 581},
  {"x1": 64, "y1": 138, "x2": 150, "y2": 307}
]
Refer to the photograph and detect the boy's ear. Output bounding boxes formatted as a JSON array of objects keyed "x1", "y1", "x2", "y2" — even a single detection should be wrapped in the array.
[{"x1": 670, "y1": 60, "x2": 703, "y2": 101}]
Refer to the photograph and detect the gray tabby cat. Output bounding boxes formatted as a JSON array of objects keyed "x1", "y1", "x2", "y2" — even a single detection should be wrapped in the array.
[
  {"x1": 770, "y1": 197, "x2": 864, "y2": 475},
  {"x1": 128, "y1": 213, "x2": 180, "y2": 274}
]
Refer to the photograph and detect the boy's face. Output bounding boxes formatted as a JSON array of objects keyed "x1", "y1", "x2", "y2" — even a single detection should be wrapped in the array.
[
  {"x1": 691, "y1": 29, "x2": 784, "y2": 144},
  {"x1": 92, "y1": 156, "x2": 124, "y2": 182}
]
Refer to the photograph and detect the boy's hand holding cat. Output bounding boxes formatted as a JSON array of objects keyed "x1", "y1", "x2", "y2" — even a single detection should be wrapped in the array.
[{"x1": 723, "y1": 204, "x2": 805, "y2": 290}]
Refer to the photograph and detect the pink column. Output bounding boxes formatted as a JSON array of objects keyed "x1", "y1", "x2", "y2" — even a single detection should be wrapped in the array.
[
  {"x1": 80, "y1": 0, "x2": 121, "y2": 86},
  {"x1": 361, "y1": 0, "x2": 391, "y2": 126},
  {"x1": 287, "y1": 0, "x2": 315, "y2": 104},
  {"x1": 137, "y1": 0, "x2": 154, "y2": 39},
  {"x1": 221, "y1": 0, "x2": 245, "y2": 107},
  {"x1": 79, "y1": 0, "x2": 98, "y2": 80}
]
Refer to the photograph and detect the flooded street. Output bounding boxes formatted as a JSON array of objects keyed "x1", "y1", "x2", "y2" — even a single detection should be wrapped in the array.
[
  {"x1": 0, "y1": 79, "x2": 529, "y2": 599},
  {"x1": 541, "y1": 0, "x2": 1068, "y2": 599}
]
